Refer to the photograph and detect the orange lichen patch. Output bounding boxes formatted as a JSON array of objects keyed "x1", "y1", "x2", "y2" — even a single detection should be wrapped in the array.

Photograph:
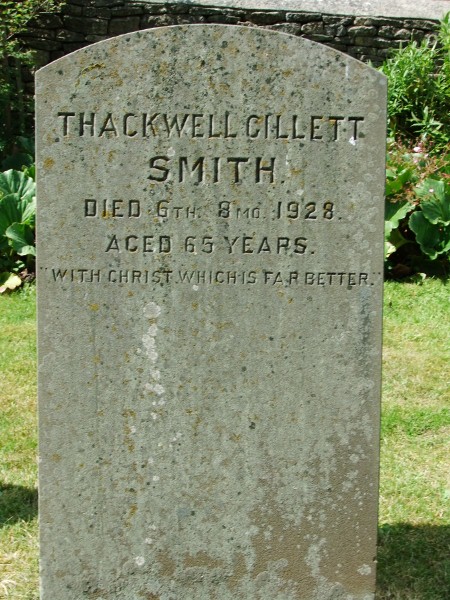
[
  {"x1": 157, "y1": 551, "x2": 176, "y2": 578},
  {"x1": 228, "y1": 552, "x2": 248, "y2": 590},
  {"x1": 128, "y1": 504, "x2": 137, "y2": 518},
  {"x1": 183, "y1": 551, "x2": 224, "y2": 569},
  {"x1": 80, "y1": 63, "x2": 105, "y2": 76},
  {"x1": 43, "y1": 157, "x2": 55, "y2": 170},
  {"x1": 248, "y1": 501, "x2": 312, "y2": 595},
  {"x1": 89, "y1": 303, "x2": 100, "y2": 311}
]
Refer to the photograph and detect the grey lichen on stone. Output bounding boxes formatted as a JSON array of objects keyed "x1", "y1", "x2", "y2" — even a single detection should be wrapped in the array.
[{"x1": 36, "y1": 24, "x2": 385, "y2": 599}]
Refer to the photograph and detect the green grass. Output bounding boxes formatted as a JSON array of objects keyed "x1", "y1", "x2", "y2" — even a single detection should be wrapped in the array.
[
  {"x1": 0, "y1": 285, "x2": 38, "y2": 599},
  {"x1": 0, "y1": 280, "x2": 449, "y2": 598},
  {"x1": 378, "y1": 279, "x2": 450, "y2": 599}
]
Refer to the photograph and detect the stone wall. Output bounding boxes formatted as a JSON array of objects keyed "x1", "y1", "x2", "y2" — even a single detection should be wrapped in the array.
[
  {"x1": 22, "y1": 0, "x2": 439, "y2": 69},
  {"x1": 13, "y1": 0, "x2": 440, "y2": 118}
]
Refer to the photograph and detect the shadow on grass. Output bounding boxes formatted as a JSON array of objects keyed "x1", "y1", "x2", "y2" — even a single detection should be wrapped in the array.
[
  {"x1": 377, "y1": 522, "x2": 450, "y2": 599},
  {"x1": 0, "y1": 483, "x2": 38, "y2": 527}
]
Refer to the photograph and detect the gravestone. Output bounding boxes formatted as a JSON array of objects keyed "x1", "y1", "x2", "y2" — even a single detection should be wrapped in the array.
[{"x1": 36, "y1": 25, "x2": 386, "y2": 599}]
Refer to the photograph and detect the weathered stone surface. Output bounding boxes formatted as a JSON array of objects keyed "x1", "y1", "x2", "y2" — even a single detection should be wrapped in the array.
[
  {"x1": 55, "y1": 29, "x2": 86, "y2": 42},
  {"x1": 354, "y1": 16, "x2": 403, "y2": 27},
  {"x1": 378, "y1": 25, "x2": 397, "y2": 38},
  {"x1": 29, "y1": 13, "x2": 63, "y2": 28},
  {"x1": 205, "y1": 13, "x2": 241, "y2": 23},
  {"x1": 93, "y1": 0, "x2": 123, "y2": 7},
  {"x1": 85, "y1": 34, "x2": 110, "y2": 43},
  {"x1": 373, "y1": 37, "x2": 399, "y2": 48},
  {"x1": 411, "y1": 28, "x2": 426, "y2": 41},
  {"x1": 348, "y1": 25, "x2": 377, "y2": 37},
  {"x1": 142, "y1": 0, "x2": 450, "y2": 20},
  {"x1": 25, "y1": 38, "x2": 61, "y2": 51},
  {"x1": 286, "y1": 12, "x2": 322, "y2": 23},
  {"x1": 110, "y1": 5, "x2": 145, "y2": 16},
  {"x1": 394, "y1": 28, "x2": 413, "y2": 39},
  {"x1": 353, "y1": 36, "x2": 377, "y2": 48},
  {"x1": 19, "y1": 27, "x2": 56, "y2": 40},
  {"x1": 62, "y1": 4, "x2": 83, "y2": 16},
  {"x1": 301, "y1": 21, "x2": 325, "y2": 34},
  {"x1": 64, "y1": 15, "x2": 108, "y2": 35},
  {"x1": 36, "y1": 25, "x2": 385, "y2": 599},
  {"x1": 84, "y1": 7, "x2": 112, "y2": 18},
  {"x1": 248, "y1": 10, "x2": 284, "y2": 24},
  {"x1": 268, "y1": 22, "x2": 302, "y2": 35},
  {"x1": 19, "y1": 1, "x2": 442, "y2": 75},
  {"x1": 109, "y1": 16, "x2": 141, "y2": 34}
]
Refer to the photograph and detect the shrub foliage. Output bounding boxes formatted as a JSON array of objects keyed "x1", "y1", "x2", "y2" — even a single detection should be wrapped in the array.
[
  {"x1": 0, "y1": 1, "x2": 65, "y2": 161},
  {"x1": 382, "y1": 13, "x2": 450, "y2": 277},
  {"x1": 380, "y1": 13, "x2": 450, "y2": 151}
]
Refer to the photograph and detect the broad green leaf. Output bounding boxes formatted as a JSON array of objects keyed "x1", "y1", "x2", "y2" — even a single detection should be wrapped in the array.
[
  {"x1": 0, "y1": 169, "x2": 35, "y2": 202},
  {"x1": 421, "y1": 195, "x2": 450, "y2": 226},
  {"x1": 415, "y1": 178, "x2": 446, "y2": 202},
  {"x1": 385, "y1": 199, "x2": 413, "y2": 236},
  {"x1": 22, "y1": 195, "x2": 36, "y2": 225},
  {"x1": 23, "y1": 164, "x2": 36, "y2": 181},
  {"x1": 6, "y1": 223, "x2": 36, "y2": 257},
  {"x1": 385, "y1": 167, "x2": 414, "y2": 197},
  {"x1": 387, "y1": 227, "x2": 410, "y2": 250},
  {"x1": 414, "y1": 178, "x2": 450, "y2": 225},
  {"x1": 0, "y1": 192, "x2": 36, "y2": 237},
  {"x1": 409, "y1": 212, "x2": 450, "y2": 259},
  {"x1": 0, "y1": 193, "x2": 22, "y2": 237}
]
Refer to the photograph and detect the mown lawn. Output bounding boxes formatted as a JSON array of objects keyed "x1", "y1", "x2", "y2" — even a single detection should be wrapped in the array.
[
  {"x1": 0, "y1": 280, "x2": 448, "y2": 598},
  {"x1": 378, "y1": 279, "x2": 450, "y2": 599},
  {"x1": 0, "y1": 286, "x2": 38, "y2": 599}
]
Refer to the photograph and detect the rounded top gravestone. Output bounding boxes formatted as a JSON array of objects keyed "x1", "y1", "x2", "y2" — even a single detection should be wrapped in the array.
[{"x1": 36, "y1": 25, "x2": 386, "y2": 599}]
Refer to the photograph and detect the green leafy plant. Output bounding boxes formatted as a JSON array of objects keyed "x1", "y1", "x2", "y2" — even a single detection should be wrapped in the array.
[
  {"x1": 380, "y1": 13, "x2": 450, "y2": 152},
  {"x1": 409, "y1": 178, "x2": 450, "y2": 259},
  {"x1": 0, "y1": 168, "x2": 36, "y2": 292},
  {"x1": 384, "y1": 141, "x2": 450, "y2": 276},
  {"x1": 385, "y1": 197, "x2": 413, "y2": 259}
]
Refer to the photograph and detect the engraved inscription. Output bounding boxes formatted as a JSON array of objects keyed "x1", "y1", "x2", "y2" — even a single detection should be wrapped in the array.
[
  {"x1": 148, "y1": 156, "x2": 276, "y2": 184},
  {"x1": 57, "y1": 112, "x2": 365, "y2": 142},
  {"x1": 102, "y1": 235, "x2": 309, "y2": 256},
  {"x1": 85, "y1": 199, "x2": 142, "y2": 218},
  {"x1": 44, "y1": 266, "x2": 382, "y2": 288},
  {"x1": 51, "y1": 106, "x2": 374, "y2": 292},
  {"x1": 274, "y1": 201, "x2": 336, "y2": 221}
]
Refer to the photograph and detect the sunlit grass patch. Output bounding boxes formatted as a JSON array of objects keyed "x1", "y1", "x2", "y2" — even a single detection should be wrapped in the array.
[
  {"x1": 377, "y1": 278, "x2": 450, "y2": 599},
  {"x1": 0, "y1": 286, "x2": 38, "y2": 599},
  {"x1": 0, "y1": 280, "x2": 449, "y2": 598}
]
